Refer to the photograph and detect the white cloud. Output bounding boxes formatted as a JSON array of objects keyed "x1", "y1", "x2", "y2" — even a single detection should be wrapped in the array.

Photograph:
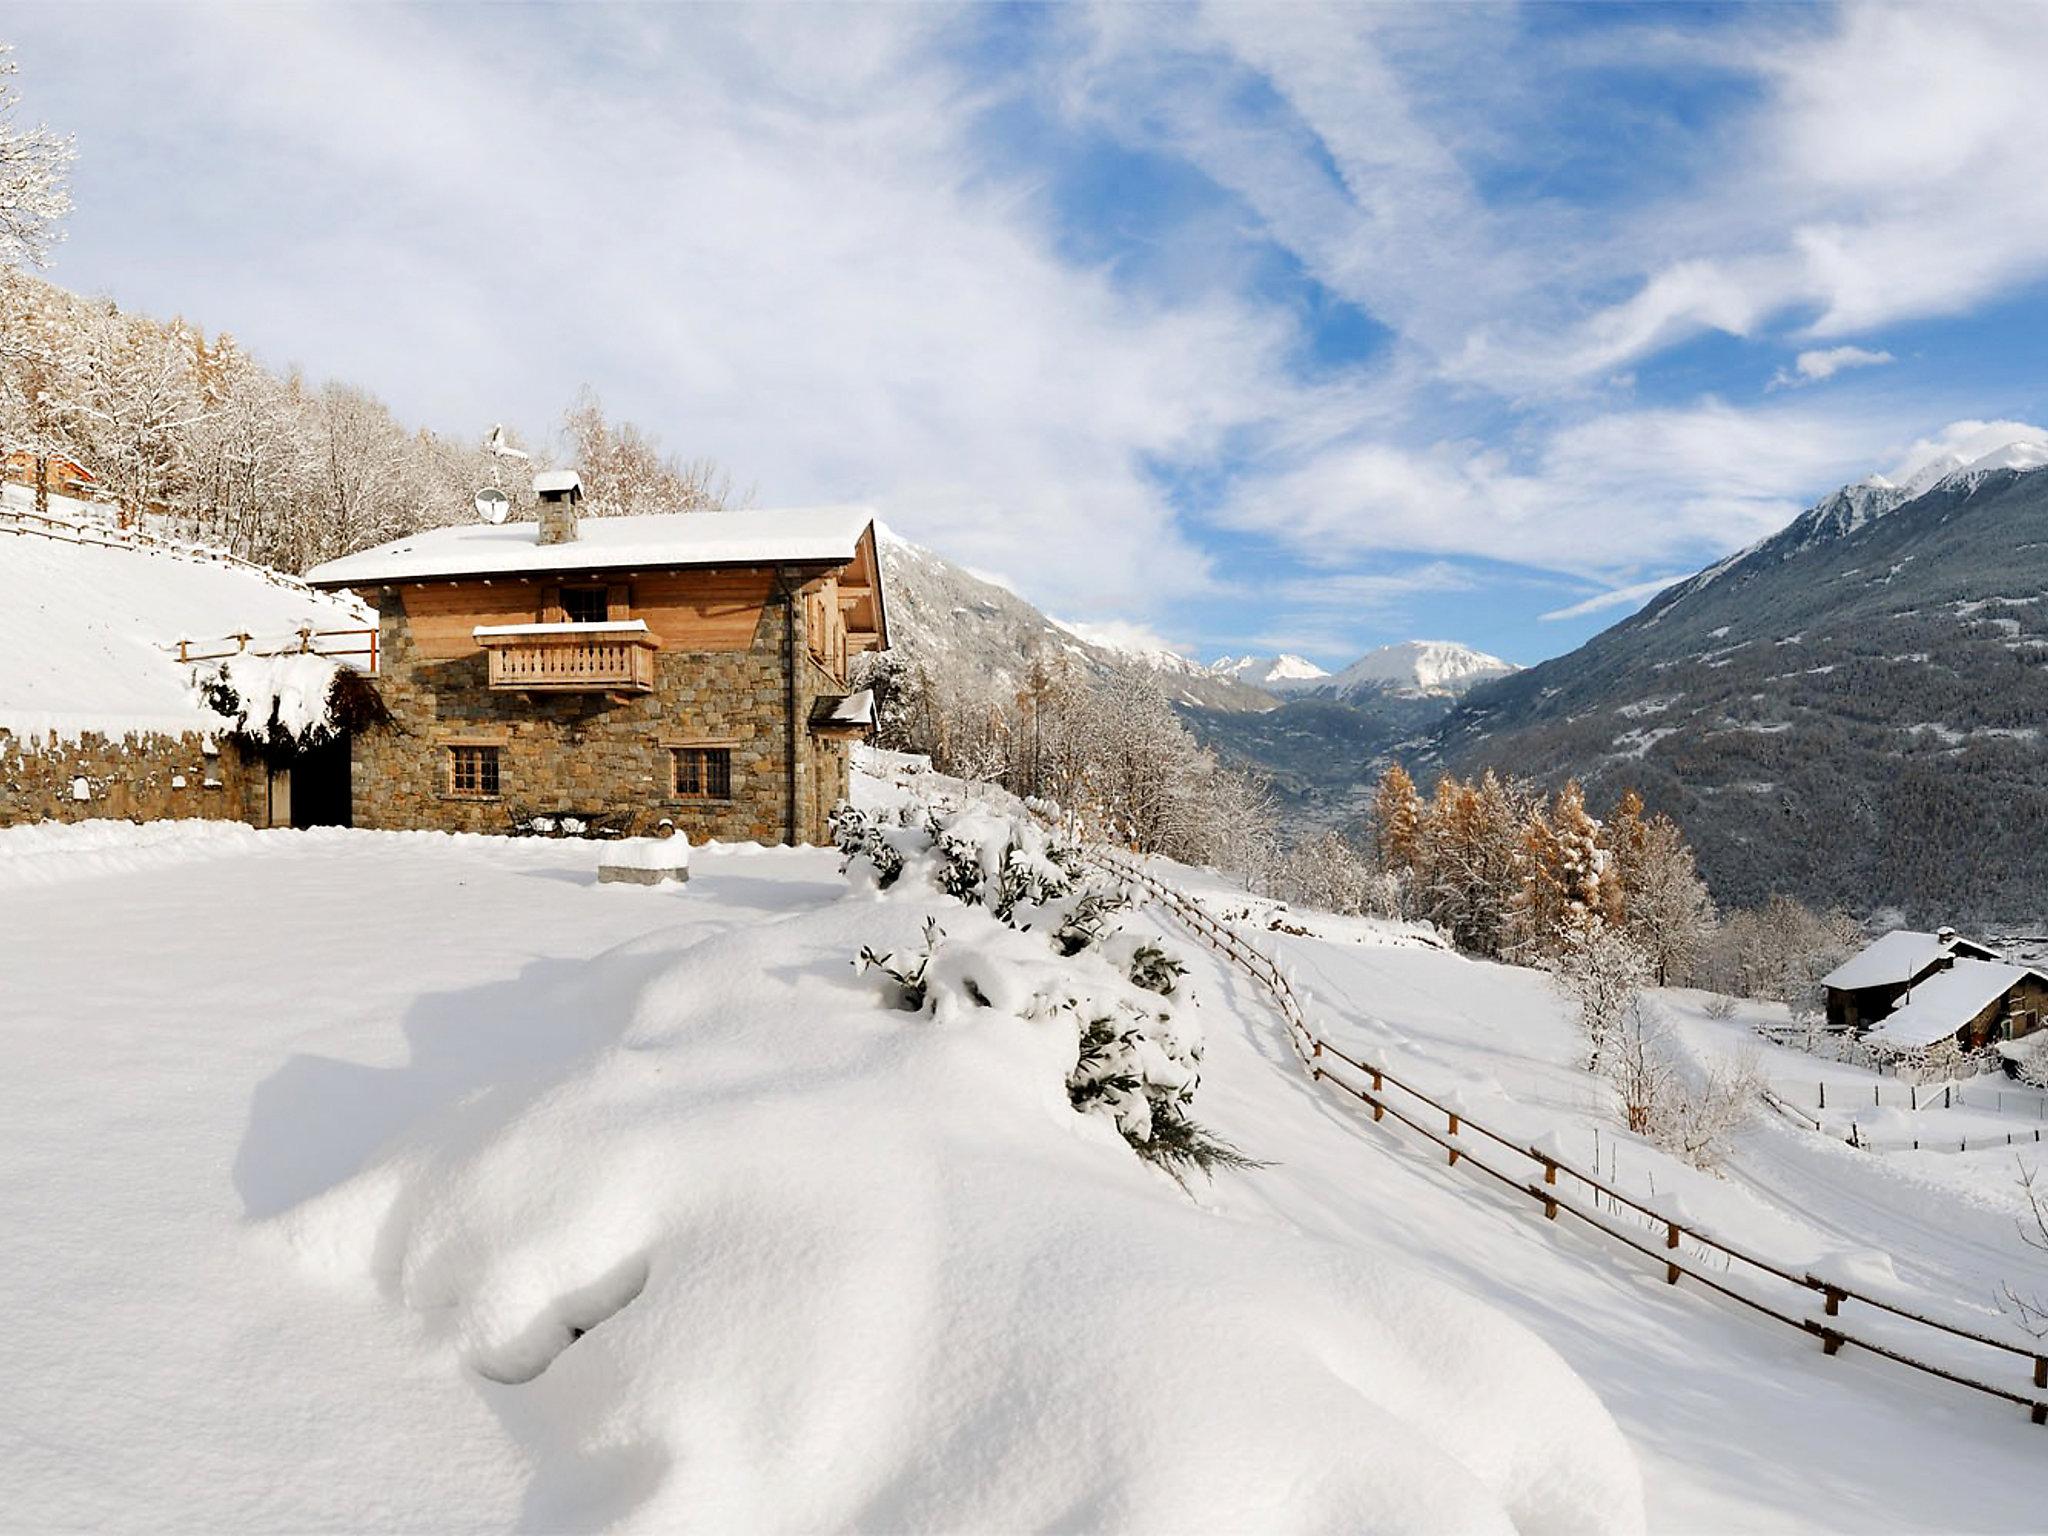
[
  {"x1": 16, "y1": 6, "x2": 1304, "y2": 623},
  {"x1": 1053, "y1": 617, "x2": 1195, "y2": 662},
  {"x1": 1769, "y1": 345, "x2": 1895, "y2": 389},
  {"x1": 1216, "y1": 397, "x2": 1913, "y2": 579},
  {"x1": 1539, "y1": 576, "x2": 1686, "y2": 623}
]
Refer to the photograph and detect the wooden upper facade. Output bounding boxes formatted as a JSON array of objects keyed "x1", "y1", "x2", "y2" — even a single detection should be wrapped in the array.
[{"x1": 305, "y1": 509, "x2": 888, "y2": 688}]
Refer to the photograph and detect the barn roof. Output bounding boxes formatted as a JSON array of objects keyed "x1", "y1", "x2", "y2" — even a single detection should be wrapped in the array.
[
  {"x1": 1819, "y1": 929, "x2": 1995, "y2": 992},
  {"x1": 1864, "y1": 960, "x2": 2047, "y2": 1050},
  {"x1": 303, "y1": 507, "x2": 879, "y2": 588}
]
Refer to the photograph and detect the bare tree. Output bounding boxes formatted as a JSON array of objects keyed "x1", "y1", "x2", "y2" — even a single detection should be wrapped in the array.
[
  {"x1": 0, "y1": 43, "x2": 73, "y2": 268},
  {"x1": 1553, "y1": 924, "x2": 1651, "y2": 1070},
  {"x1": 563, "y1": 386, "x2": 738, "y2": 516},
  {"x1": 1606, "y1": 1000, "x2": 1761, "y2": 1170},
  {"x1": 2000, "y1": 1160, "x2": 2048, "y2": 1339}
]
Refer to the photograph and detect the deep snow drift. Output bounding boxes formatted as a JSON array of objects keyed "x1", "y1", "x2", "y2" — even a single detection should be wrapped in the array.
[{"x1": 3, "y1": 765, "x2": 2044, "y2": 1530}]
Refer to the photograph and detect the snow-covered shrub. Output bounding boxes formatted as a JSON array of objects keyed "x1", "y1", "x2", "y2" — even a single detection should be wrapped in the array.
[
  {"x1": 858, "y1": 918, "x2": 945, "y2": 1011},
  {"x1": 196, "y1": 653, "x2": 386, "y2": 762},
  {"x1": 847, "y1": 801, "x2": 1248, "y2": 1183},
  {"x1": 831, "y1": 803, "x2": 906, "y2": 889},
  {"x1": 2012, "y1": 1033, "x2": 2048, "y2": 1091},
  {"x1": 1604, "y1": 1002, "x2": 1759, "y2": 1171},
  {"x1": 1552, "y1": 925, "x2": 1651, "y2": 1071},
  {"x1": 1122, "y1": 940, "x2": 1187, "y2": 998}
]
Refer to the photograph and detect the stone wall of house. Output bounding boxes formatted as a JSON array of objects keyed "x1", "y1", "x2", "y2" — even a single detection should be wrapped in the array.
[
  {"x1": 350, "y1": 575, "x2": 860, "y2": 845},
  {"x1": 0, "y1": 727, "x2": 264, "y2": 827}
]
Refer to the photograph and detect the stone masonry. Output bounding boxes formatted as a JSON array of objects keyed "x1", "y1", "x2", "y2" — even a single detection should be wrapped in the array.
[
  {"x1": 349, "y1": 576, "x2": 856, "y2": 844},
  {"x1": 0, "y1": 727, "x2": 263, "y2": 827}
]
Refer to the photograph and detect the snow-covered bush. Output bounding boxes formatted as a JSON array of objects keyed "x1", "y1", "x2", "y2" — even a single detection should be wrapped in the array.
[
  {"x1": 831, "y1": 803, "x2": 906, "y2": 889},
  {"x1": 2012, "y1": 1033, "x2": 2048, "y2": 1091},
  {"x1": 1605, "y1": 1002, "x2": 1760, "y2": 1171},
  {"x1": 1551, "y1": 925, "x2": 1651, "y2": 1071},
  {"x1": 847, "y1": 801, "x2": 1250, "y2": 1183},
  {"x1": 196, "y1": 652, "x2": 385, "y2": 760}
]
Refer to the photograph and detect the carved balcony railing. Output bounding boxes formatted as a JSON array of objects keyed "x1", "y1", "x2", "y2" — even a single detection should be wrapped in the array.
[{"x1": 472, "y1": 621, "x2": 661, "y2": 693}]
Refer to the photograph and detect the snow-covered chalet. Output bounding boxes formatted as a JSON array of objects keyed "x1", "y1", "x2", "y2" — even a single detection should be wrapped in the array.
[
  {"x1": 303, "y1": 478, "x2": 888, "y2": 845},
  {"x1": 1821, "y1": 928, "x2": 2048, "y2": 1060}
]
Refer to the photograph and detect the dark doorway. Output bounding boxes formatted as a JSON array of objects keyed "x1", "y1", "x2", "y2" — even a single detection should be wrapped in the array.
[{"x1": 290, "y1": 735, "x2": 353, "y2": 828}]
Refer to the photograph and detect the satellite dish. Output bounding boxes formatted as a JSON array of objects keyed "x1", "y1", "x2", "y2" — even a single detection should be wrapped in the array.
[{"x1": 474, "y1": 488, "x2": 511, "y2": 525}]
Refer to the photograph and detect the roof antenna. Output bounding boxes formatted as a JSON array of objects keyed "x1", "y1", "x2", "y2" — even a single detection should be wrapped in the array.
[{"x1": 475, "y1": 424, "x2": 531, "y2": 524}]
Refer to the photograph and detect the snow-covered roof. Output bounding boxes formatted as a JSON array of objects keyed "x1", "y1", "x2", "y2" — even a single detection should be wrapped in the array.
[
  {"x1": 532, "y1": 469, "x2": 583, "y2": 497},
  {"x1": 303, "y1": 507, "x2": 878, "y2": 588},
  {"x1": 1820, "y1": 929, "x2": 1988, "y2": 992},
  {"x1": 809, "y1": 689, "x2": 876, "y2": 731},
  {"x1": 1864, "y1": 960, "x2": 2046, "y2": 1050}
]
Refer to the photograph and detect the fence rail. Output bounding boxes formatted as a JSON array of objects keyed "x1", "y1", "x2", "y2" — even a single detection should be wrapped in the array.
[
  {"x1": 173, "y1": 625, "x2": 379, "y2": 672},
  {"x1": 1082, "y1": 845, "x2": 2048, "y2": 1426},
  {"x1": 0, "y1": 504, "x2": 327, "y2": 595}
]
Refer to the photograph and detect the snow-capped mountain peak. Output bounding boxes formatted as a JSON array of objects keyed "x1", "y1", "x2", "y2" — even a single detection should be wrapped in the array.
[
  {"x1": 1208, "y1": 653, "x2": 1331, "y2": 692},
  {"x1": 1318, "y1": 640, "x2": 1517, "y2": 700}
]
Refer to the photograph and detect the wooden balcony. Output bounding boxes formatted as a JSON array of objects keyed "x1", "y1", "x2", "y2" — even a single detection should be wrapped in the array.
[{"x1": 472, "y1": 621, "x2": 661, "y2": 693}]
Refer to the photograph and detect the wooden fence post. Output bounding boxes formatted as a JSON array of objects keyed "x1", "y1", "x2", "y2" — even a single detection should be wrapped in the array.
[
  {"x1": 1447, "y1": 1112, "x2": 1460, "y2": 1166},
  {"x1": 1666, "y1": 1222, "x2": 1681, "y2": 1284}
]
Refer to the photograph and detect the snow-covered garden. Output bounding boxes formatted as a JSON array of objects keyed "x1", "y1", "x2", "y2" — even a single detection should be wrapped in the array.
[{"x1": 3, "y1": 755, "x2": 2045, "y2": 1532}]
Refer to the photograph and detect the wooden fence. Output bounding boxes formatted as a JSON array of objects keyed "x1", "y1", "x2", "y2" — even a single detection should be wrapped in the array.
[{"x1": 1083, "y1": 846, "x2": 2048, "y2": 1427}]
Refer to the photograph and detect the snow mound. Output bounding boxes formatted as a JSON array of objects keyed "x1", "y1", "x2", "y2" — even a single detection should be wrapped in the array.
[
  {"x1": 276, "y1": 889, "x2": 1643, "y2": 1533},
  {"x1": 0, "y1": 513, "x2": 367, "y2": 740}
]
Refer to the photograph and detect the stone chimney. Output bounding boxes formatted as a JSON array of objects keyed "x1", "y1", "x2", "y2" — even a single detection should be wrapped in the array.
[
  {"x1": 1937, "y1": 925, "x2": 1958, "y2": 947},
  {"x1": 533, "y1": 469, "x2": 583, "y2": 545}
]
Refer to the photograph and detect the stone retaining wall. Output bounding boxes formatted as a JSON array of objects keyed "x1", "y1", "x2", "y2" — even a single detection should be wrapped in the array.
[{"x1": 0, "y1": 727, "x2": 264, "y2": 827}]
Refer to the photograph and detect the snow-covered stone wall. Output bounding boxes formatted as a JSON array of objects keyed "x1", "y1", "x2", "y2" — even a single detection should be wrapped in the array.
[{"x1": 0, "y1": 726, "x2": 261, "y2": 828}]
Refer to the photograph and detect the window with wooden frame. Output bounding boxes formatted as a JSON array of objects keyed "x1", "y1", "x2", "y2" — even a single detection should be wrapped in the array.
[
  {"x1": 447, "y1": 744, "x2": 501, "y2": 798},
  {"x1": 559, "y1": 585, "x2": 610, "y2": 625},
  {"x1": 670, "y1": 746, "x2": 733, "y2": 800}
]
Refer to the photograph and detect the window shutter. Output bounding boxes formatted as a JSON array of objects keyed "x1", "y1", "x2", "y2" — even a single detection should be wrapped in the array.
[
  {"x1": 540, "y1": 585, "x2": 563, "y2": 623},
  {"x1": 606, "y1": 583, "x2": 632, "y2": 621}
]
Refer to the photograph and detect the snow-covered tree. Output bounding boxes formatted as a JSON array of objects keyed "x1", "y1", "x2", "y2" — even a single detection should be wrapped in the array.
[
  {"x1": 563, "y1": 386, "x2": 738, "y2": 517},
  {"x1": 0, "y1": 44, "x2": 73, "y2": 268},
  {"x1": 1552, "y1": 923, "x2": 1650, "y2": 1070},
  {"x1": 1617, "y1": 812, "x2": 1717, "y2": 986}
]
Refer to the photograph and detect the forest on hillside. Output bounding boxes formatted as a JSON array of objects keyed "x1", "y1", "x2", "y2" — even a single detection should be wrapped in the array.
[{"x1": 0, "y1": 270, "x2": 738, "y2": 573}]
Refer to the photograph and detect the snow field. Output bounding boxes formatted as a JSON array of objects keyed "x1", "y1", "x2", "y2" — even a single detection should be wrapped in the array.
[
  {"x1": 1146, "y1": 861, "x2": 2048, "y2": 1528},
  {"x1": 1, "y1": 808, "x2": 1642, "y2": 1533},
  {"x1": 9, "y1": 763, "x2": 2047, "y2": 1531}
]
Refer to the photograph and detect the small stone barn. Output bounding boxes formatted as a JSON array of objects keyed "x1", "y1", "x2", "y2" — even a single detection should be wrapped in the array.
[
  {"x1": 1820, "y1": 928, "x2": 2001, "y2": 1032},
  {"x1": 1862, "y1": 960, "x2": 2048, "y2": 1058},
  {"x1": 303, "y1": 486, "x2": 888, "y2": 845}
]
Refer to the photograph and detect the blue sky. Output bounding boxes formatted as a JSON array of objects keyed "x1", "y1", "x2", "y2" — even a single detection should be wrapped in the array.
[{"x1": 11, "y1": 2, "x2": 2048, "y2": 667}]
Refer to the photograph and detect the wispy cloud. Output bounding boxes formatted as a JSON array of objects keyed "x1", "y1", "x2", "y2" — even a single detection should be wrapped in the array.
[
  {"x1": 1540, "y1": 576, "x2": 1686, "y2": 622},
  {"x1": 15, "y1": 2, "x2": 2048, "y2": 660},
  {"x1": 1769, "y1": 345, "x2": 1894, "y2": 390}
]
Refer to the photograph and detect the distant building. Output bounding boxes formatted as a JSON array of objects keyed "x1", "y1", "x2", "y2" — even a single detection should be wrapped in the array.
[
  {"x1": 1819, "y1": 927, "x2": 2000, "y2": 1031},
  {"x1": 304, "y1": 479, "x2": 888, "y2": 845},
  {"x1": 2, "y1": 450, "x2": 97, "y2": 504},
  {"x1": 1861, "y1": 959, "x2": 2048, "y2": 1058},
  {"x1": 1822, "y1": 928, "x2": 2045, "y2": 1058}
]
